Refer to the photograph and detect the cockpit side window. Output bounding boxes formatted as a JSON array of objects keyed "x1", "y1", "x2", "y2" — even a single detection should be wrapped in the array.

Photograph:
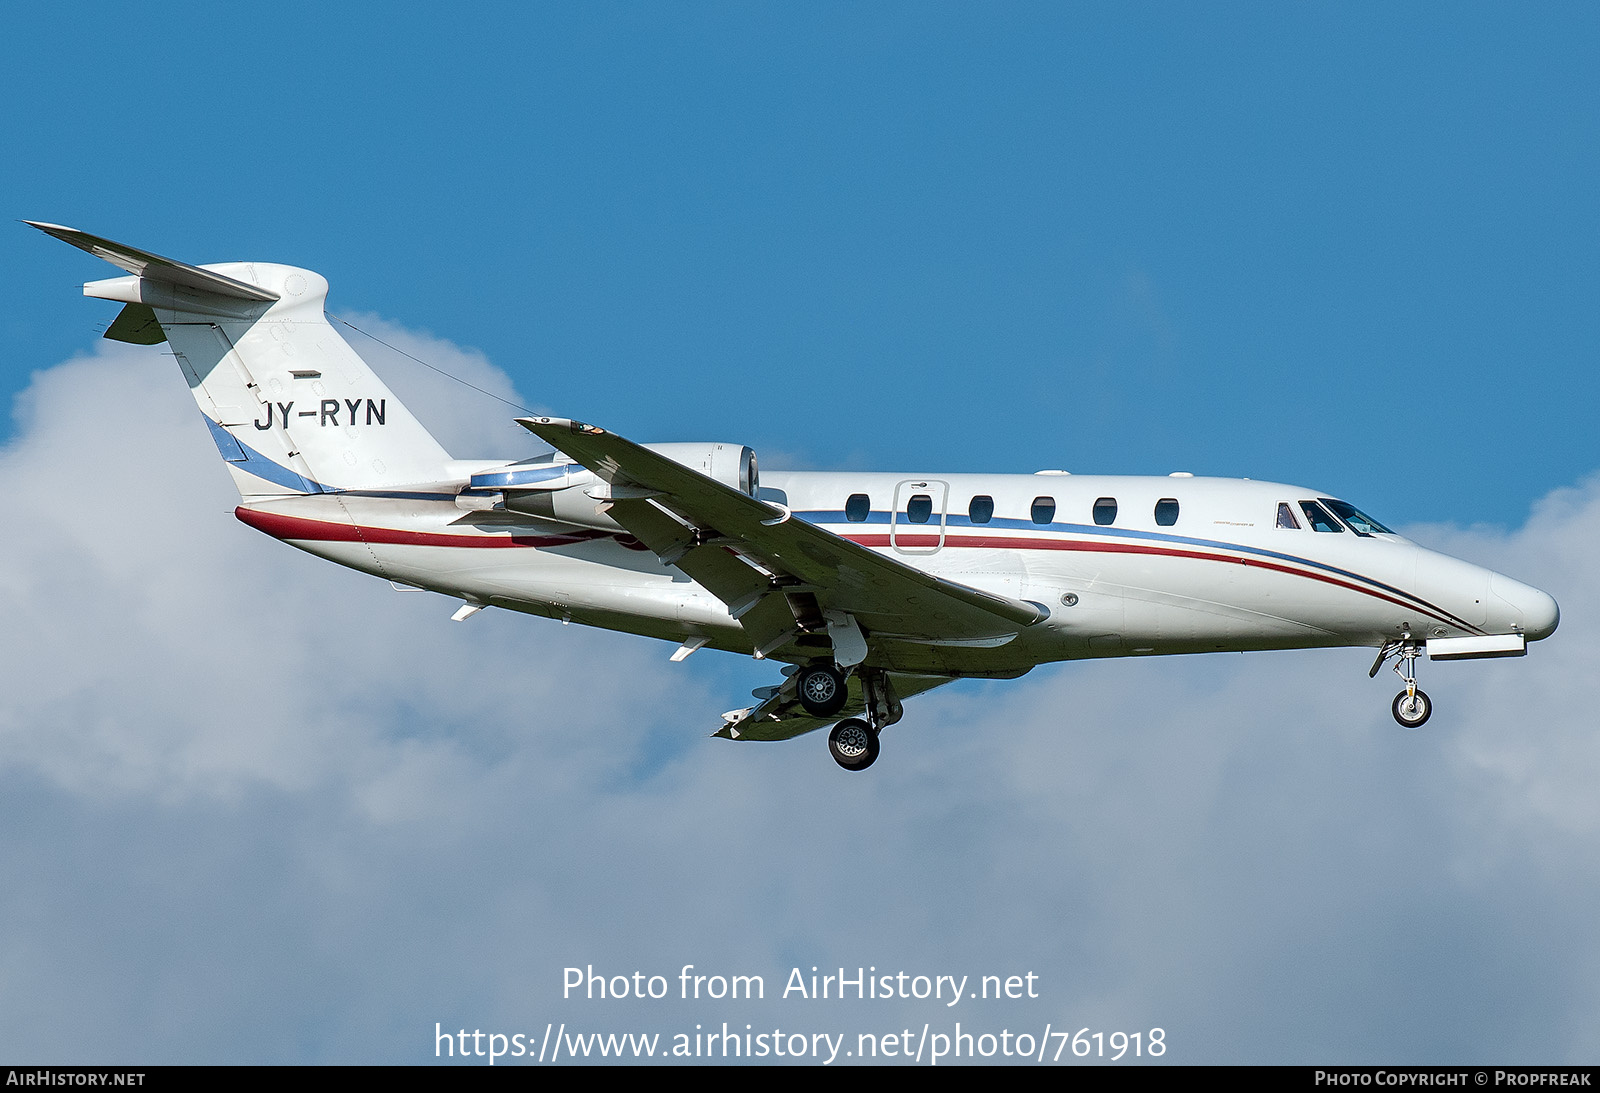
[
  {"x1": 1276, "y1": 502, "x2": 1301, "y2": 529},
  {"x1": 1300, "y1": 500, "x2": 1344, "y2": 533},
  {"x1": 1320, "y1": 498, "x2": 1394, "y2": 536}
]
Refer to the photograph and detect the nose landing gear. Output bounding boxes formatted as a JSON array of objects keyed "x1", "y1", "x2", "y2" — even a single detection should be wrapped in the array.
[{"x1": 1371, "y1": 635, "x2": 1432, "y2": 729}]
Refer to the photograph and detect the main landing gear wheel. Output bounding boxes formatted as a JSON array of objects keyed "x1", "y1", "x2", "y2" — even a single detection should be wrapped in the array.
[
  {"x1": 1392, "y1": 689, "x2": 1432, "y2": 729},
  {"x1": 829, "y1": 718, "x2": 879, "y2": 771},
  {"x1": 798, "y1": 663, "x2": 848, "y2": 717}
]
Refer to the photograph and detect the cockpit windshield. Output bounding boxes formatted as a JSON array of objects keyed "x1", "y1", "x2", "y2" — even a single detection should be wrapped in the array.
[
  {"x1": 1320, "y1": 498, "x2": 1396, "y2": 536},
  {"x1": 1299, "y1": 500, "x2": 1343, "y2": 533}
]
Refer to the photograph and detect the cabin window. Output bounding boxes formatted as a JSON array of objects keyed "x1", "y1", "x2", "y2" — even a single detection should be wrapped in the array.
[
  {"x1": 845, "y1": 494, "x2": 870, "y2": 522},
  {"x1": 1300, "y1": 500, "x2": 1344, "y2": 533},
  {"x1": 1320, "y1": 498, "x2": 1394, "y2": 536},
  {"x1": 1093, "y1": 497, "x2": 1118, "y2": 526},
  {"x1": 906, "y1": 494, "x2": 933, "y2": 524},
  {"x1": 969, "y1": 495, "x2": 994, "y2": 524},
  {"x1": 1030, "y1": 496, "x2": 1056, "y2": 525},
  {"x1": 1154, "y1": 498, "x2": 1179, "y2": 526},
  {"x1": 1276, "y1": 502, "x2": 1301, "y2": 529}
]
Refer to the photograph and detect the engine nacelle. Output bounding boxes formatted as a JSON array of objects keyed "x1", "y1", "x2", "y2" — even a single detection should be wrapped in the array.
[
  {"x1": 640, "y1": 442, "x2": 759, "y2": 498},
  {"x1": 482, "y1": 442, "x2": 759, "y2": 532}
]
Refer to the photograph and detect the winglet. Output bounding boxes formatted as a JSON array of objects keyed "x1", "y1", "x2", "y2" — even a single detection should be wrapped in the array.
[{"x1": 25, "y1": 221, "x2": 280, "y2": 302}]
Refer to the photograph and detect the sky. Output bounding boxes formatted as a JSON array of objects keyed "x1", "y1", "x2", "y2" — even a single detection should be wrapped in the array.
[{"x1": 0, "y1": 2, "x2": 1596, "y2": 1066}]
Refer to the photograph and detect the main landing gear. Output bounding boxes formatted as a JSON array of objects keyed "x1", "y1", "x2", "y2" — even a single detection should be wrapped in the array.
[
  {"x1": 1370, "y1": 636, "x2": 1431, "y2": 729},
  {"x1": 828, "y1": 719, "x2": 879, "y2": 771},
  {"x1": 797, "y1": 663, "x2": 848, "y2": 718},
  {"x1": 796, "y1": 663, "x2": 901, "y2": 772}
]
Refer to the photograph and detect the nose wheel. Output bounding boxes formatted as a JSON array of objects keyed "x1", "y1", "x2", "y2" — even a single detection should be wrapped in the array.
[
  {"x1": 1371, "y1": 636, "x2": 1432, "y2": 729},
  {"x1": 1392, "y1": 689, "x2": 1431, "y2": 728}
]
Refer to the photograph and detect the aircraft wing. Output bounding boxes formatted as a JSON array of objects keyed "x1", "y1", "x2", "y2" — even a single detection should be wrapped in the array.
[
  {"x1": 715, "y1": 671, "x2": 956, "y2": 741},
  {"x1": 517, "y1": 417, "x2": 1047, "y2": 665}
]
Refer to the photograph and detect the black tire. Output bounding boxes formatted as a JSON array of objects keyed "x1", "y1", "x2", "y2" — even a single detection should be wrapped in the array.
[
  {"x1": 798, "y1": 664, "x2": 847, "y2": 717},
  {"x1": 829, "y1": 719, "x2": 879, "y2": 771},
  {"x1": 1392, "y1": 689, "x2": 1432, "y2": 729}
]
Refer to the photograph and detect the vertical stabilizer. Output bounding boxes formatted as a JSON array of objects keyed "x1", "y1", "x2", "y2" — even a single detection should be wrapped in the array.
[{"x1": 29, "y1": 223, "x2": 453, "y2": 499}]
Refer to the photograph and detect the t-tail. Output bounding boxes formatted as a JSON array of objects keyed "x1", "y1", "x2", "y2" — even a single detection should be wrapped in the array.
[{"x1": 28, "y1": 222, "x2": 452, "y2": 499}]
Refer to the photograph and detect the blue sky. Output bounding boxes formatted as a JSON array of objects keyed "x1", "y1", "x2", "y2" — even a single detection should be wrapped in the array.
[
  {"x1": 2, "y1": 3, "x2": 1598, "y2": 1065},
  {"x1": 6, "y1": 3, "x2": 1597, "y2": 523}
]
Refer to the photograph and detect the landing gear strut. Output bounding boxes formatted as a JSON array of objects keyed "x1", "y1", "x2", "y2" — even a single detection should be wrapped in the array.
[{"x1": 1371, "y1": 635, "x2": 1431, "y2": 729}]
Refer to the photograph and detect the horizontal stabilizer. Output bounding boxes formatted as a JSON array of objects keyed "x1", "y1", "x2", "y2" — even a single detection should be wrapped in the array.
[{"x1": 25, "y1": 221, "x2": 279, "y2": 302}]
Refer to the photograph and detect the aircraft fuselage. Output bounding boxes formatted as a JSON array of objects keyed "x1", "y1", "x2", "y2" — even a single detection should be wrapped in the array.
[{"x1": 236, "y1": 469, "x2": 1558, "y2": 679}]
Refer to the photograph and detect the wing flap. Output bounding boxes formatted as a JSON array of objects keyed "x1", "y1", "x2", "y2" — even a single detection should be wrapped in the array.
[{"x1": 604, "y1": 495, "x2": 805, "y2": 657}]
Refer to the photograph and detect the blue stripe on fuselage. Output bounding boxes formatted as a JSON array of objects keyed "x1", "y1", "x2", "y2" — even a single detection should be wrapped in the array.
[{"x1": 797, "y1": 508, "x2": 1461, "y2": 628}]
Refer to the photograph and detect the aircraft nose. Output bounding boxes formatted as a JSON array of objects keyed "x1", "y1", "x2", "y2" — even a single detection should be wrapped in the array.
[{"x1": 1490, "y1": 572, "x2": 1560, "y2": 641}]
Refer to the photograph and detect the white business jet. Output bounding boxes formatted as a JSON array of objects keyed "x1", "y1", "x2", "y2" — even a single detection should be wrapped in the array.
[{"x1": 30, "y1": 223, "x2": 1560, "y2": 770}]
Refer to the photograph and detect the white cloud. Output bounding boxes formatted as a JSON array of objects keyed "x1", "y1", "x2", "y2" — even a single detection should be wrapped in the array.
[
  {"x1": 1, "y1": 332, "x2": 1596, "y2": 1063},
  {"x1": 0, "y1": 338, "x2": 694, "y2": 806},
  {"x1": 329, "y1": 311, "x2": 549, "y2": 461}
]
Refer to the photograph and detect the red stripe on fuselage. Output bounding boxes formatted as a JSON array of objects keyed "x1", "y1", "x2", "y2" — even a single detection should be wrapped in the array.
[
  {"x1": 233, "y1": 509, "x2": 1479, "y2": 636},
  {"x1": 843, "y1": 531, "x2": 1479, "y2": 634},
  {"x1": 234, "y1": 507, "x2": 605, "y2": 549}
]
